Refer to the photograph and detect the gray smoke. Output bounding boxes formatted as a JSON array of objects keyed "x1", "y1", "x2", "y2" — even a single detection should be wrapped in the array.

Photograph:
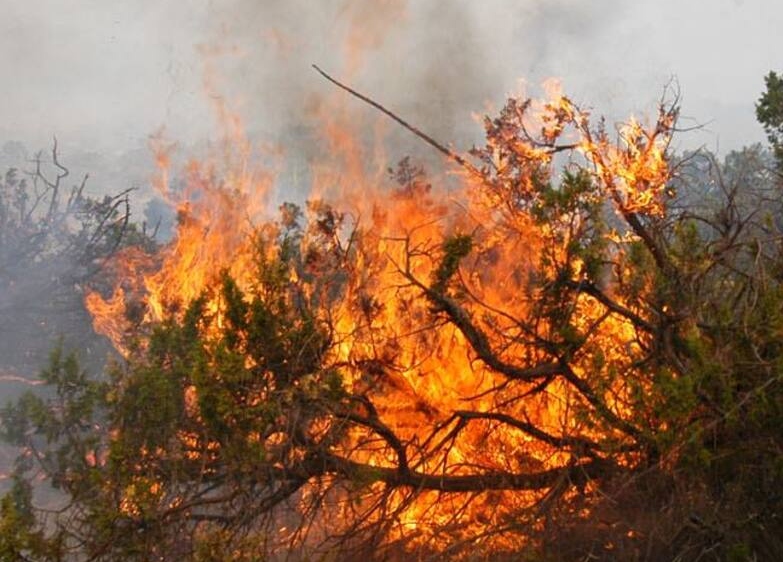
[
  {"x1": 191, "y1": 0, "x2": 632, "y2": 153},
  {"x1": 4, "y1": 0, "x2": 779, "y2": 166}
]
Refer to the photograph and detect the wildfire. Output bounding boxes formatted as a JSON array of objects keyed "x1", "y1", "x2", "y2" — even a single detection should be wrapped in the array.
[{"x1": 84, "y1": 70, "x2": 672, "y2": 556}]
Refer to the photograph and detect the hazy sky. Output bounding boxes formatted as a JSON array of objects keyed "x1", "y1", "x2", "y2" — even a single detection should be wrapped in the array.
[{"x1": 1, "y1": 0, "x2": 782, "y2": 159}]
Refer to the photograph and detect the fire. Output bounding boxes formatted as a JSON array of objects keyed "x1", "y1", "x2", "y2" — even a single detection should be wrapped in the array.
[
  {"x1": 85, "y1": 132, "x2": 278, "y2": 341},
  {"x1": 84, "y1": 72, "x2": 672, "y2": 556},
  {"x1": 84, "y1": 246, "x2": 159, "y2": 355}
]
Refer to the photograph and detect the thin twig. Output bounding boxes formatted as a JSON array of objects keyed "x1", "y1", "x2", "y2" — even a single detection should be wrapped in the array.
[{"x1": 312, "y1": 64, "x2": 484, "y2": 180}]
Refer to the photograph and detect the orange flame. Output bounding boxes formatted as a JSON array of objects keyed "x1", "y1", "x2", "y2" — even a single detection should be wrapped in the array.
[{"x1": 85, "y1": 77, "x2": 671, "y2": 555}]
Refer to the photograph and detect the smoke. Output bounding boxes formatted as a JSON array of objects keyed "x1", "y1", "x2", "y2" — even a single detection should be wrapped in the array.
[
  {"x1": 189, "y1": 0, "x2": 629, "y2": 151},
  {"x1": 2, "y1": 0, "x2": 780, "y2": 162}
]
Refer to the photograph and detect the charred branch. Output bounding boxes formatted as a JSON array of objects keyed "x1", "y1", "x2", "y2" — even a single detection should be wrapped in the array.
[
  {"x1": 563, "y1": 279, "x2": 654, "y2": 333},
  {"x1": 451, "y1": 410, "x2": 603, "y2": 458},
  {"x1": 312, "y1": 64, "x2": 484, "y2": 181},
  {"x1": 317, "y1": 453, "x2": 614, "y2": 493},
  {"x1": 401, "y1": 268, "x2": 563, "y2": 382},
  {"x1": 335, "y1": 406, "x2": 409, "y2": 473}
]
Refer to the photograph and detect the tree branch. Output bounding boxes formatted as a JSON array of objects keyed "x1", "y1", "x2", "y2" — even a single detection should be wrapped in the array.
[
  {"x1": 319, "y1": 453, "x2": 613, "y2": 493},
  {"x1": 312, "y1": 64, "x2": 484, "y2": 181}
]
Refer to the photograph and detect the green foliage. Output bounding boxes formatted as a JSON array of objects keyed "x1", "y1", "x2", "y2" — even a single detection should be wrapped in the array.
[
  {"x1": 0, "y1": 476, "x2": 60, "y2": 561},
  {"x1": 0, "y1": 204, "x2": 355, "y2": 560},
  {"x1": 2, "y1": 346, "x2": 107, "y2": 491},
  {"x1": 757, "y1": 71, "x2": 783, "y2": 169},
  {"x1": 5, "y1": 81, "x2": 783, "y2": 561},
  {"x1": 431, "y1": 234, "x2": 473, "y2": 293}
]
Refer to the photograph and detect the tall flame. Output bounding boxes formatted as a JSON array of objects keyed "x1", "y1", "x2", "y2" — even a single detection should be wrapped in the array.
[{"x1": 84, "y1": 77, "x2": 672, "y2": 555}]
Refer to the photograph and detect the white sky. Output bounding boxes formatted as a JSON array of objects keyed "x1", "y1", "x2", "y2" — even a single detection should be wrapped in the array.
[{"x1": 1, "y1": 0, "x2": 782, "y2": 157}]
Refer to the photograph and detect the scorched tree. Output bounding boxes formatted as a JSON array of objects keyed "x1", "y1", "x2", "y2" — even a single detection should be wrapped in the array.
[{"x1": 2, "y1": 77, "x2": 783, "y2": 562}]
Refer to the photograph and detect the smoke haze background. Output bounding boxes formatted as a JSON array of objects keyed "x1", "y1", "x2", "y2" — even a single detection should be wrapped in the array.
[{"x1": 1, "y1": 0, "x2": 781, "y2": 178}]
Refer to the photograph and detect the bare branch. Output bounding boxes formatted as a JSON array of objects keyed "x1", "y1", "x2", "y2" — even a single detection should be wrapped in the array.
[{"x1": 312, "y1": 64, "x2": 484, "y2": 181}]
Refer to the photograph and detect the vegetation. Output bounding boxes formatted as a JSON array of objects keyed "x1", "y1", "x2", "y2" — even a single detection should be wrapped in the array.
[
  {"x1": 757, "y1": 71, "x2": 783, "y2": 171},
  {"x1": 0, "y1": 142, "x2": 152, "y2": 378},
  {"x1": 1, "y1": 76, "x2": 783, "y2": 561}
]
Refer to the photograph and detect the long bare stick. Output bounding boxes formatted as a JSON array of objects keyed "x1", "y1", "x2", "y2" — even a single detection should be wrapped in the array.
[{"x1": 312, "y1": 64, "x2": 483, "y2": 180}]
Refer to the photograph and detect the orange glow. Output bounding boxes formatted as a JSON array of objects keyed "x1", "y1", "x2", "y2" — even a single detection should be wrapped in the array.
[{"x1": 84, "y1": 79, "x2": 671, "y2": 555}]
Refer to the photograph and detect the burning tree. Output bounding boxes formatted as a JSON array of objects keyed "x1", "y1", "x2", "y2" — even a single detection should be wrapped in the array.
[
  {"x1": 2, "y1": 78, "x2": 783, "y2": 561},
  {"x1": 0, "y1": 141, "x2": 150, "y2": 382}
]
